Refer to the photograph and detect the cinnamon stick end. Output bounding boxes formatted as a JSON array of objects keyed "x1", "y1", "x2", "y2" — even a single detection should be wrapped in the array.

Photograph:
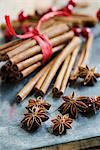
[
  {"x1": 16, "y1": 95, "x2": 23, "y2": 102},
  {"x1": 53, "y1": 91, "x2": 63, "y2": 98},
  {"x1": 34, "y1": 87, "x2": 39, "y2": 93},
  {"x1": 16, "y1": 72, "x2": 23, "y2": 80},
  {"x1": 52, "y1": 87, "x2": 58, "y2": 95},
  {"x1": 38, "y1": 90, "x2": 44, "y2": 97},
  {"x1": 12, "y1": 64, "x2": 19, "y2": 72}
]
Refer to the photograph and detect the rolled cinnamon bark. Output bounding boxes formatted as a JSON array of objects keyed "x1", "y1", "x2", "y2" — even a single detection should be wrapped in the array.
[
  {"x1": 0, "y1": 39, "x2": 23, "y2": 51},
  {"x1": 16, "y1": 62, "x2": 42, "y2": 80},
  {"x1": 83, "y1": 35, "x2": 93, "y2": 65},
  {"x1": 59, "y1": 45, "x2": 80, "y2": 96},
  {"x1": 55, "y1": 13, "x2": 97, "y2": 27},
  {"x1": 70, "y1": 35, "x2": 93, "y2": 80},
  {"x1": 0, "y1": 40, "x2": 28, "y2": 61},
  {"x1": 9, "y1": 30, "x2": 74, "y2": 64},
  {"x1": 20, "y1": 18, "x2": 55, "y2": 33},
  {"x1": 52, "y1": 55, "x2": 71, "y2": 94},
  {"x1": 34, "y1": 64, "x2": 51, "y2": 93},
  {"x1": 70, "y1": 43, "x2": 86, "y2": 80},
  {"x1": 39, "y1": 37, "x2": 81, "y2": 96},
  {"x1": 0, "y1": 62, "x2": 13, "y2": 81},
  {"x1": 5, "y1": 23, "x2": 69, "y2": 59},
  {"x1": 13, "y1": 44, "x2": 65, "y2": 71},
  {"x1": 76, "y1": 1, "x2": 89, "y2": 8},
  {"x1": 0, "y1": 43, "x2": 21, "y2": 55},
  {"x1": 55, "y1": 16, "x2": 82, "y2": 26},
  {"x1": 16, "y1": 57, "x2": 56, "y2": 101},
  {"x1": 0, "y1": 62, "x2": 10, "y2": 74},
  {"x1": 72, "y1": 13, "x2": 97, "y2": 26},
  {"x1": 41, "y1": 18, "x2": 55, "y2": 30}
]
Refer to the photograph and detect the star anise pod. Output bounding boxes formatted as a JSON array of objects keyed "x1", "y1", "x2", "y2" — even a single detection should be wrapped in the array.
[
  {"x1": 51, "y1": 114, "x2": 73, "y2": 135},
  {"x1": 26, "y1": 97, "x2": 51, "y2": 111},
  {"x1": 80, "y1": 96, "x2": 100, "y2": 116},
  {"x1": 77, "y1": 66, "x2": 100, "y2": 85},
  {"x1": 21, "y1": 107, "x2": 49, "y2": 132},
  {"x1": 58, "y1": 92, "x2": 88, "y2": 119}
]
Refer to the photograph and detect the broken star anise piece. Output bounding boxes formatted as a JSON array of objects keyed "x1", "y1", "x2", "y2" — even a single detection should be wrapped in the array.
[
  {"x1": 26, "y1": 97, "x2": 51, "y2": 111},
  {"x1": 81, "y1": 96, "x2": 100, "y2": 116},
  {"x1": 77, "y1": 66, "x2": 100, "y2": 85},
  {"x1": 51, "y1": 114, "x2": 73, "y2": 136},
  {"x1": 58, "y1": 92, "x2": 88, "y2": 119},
  {"x1": 95, "y1": 96, "x2": 100, "y2": 109},
  {"x1": 21, "y1": 107, "x2": 49, "y2": 132}
]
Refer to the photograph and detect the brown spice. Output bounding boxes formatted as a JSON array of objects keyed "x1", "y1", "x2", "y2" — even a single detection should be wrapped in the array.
[
  {"x1": 21, "y1": 107, "x2": 49, "y2": 132},
  {"x1": 58, "y1": 92, "x2": 88, "y2": 119},
  {"x1": 51, "y1": 114, "x2": 73, "y2": 135},
  {"x1": 77, "y1": 65, "x2": 100, "y2": 85}
]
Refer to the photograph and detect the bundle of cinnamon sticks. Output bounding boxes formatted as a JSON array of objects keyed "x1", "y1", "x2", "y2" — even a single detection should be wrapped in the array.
[
  {"x1": 0, "y1": 22, "x2": 75, "y2": 81},
  {"x1": 16, "y1": 34, "x2": 93, "y2": 101}
]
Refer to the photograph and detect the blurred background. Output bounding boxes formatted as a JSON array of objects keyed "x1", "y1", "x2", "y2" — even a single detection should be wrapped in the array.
[{"x1": 0, "y1": 0, "x2": 100, "y2": 23}]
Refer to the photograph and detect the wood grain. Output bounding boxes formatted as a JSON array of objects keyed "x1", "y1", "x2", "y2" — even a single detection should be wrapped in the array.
[{"x1": 34, "y1": 137, "x2": 100, "y2": 150}]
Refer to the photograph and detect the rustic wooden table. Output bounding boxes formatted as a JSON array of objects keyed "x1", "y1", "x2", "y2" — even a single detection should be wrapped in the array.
[{"x1": 35, "y1": 137, "x2": 100, "y2": 150}]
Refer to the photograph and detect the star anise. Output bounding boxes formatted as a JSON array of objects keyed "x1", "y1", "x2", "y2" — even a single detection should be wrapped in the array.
[
  {"x1": 26, "y1": 97, "x2": 51, "y2": 111},
  {"x1": 21, "y1": 107, "x2": 49, "y2": 132},
  {"x1": 51, "y1": 114, "x2": 73, "y2": 135},
  {"x1": 77, "y1": 66, "x2": 100, "y2": 85},
  {"x1": 80, "y1": 96, "x2": 100, "y2": 116},
  {"x1": 58, "y1": 92, "x2": 88, "y2": 119}
]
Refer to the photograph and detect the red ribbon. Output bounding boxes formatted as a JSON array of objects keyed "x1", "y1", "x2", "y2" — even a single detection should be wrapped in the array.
[
  {"x1": 5, "y1": 15, "x2": 52, "y2": 63},
  {"x1": 5, "y1": 0, "x2": 75, "y2": 63}
]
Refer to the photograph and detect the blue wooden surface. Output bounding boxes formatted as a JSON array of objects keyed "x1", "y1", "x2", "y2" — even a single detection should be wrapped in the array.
[{"x1": 0, "y1": 24, "x2": 100, "y2": 150}]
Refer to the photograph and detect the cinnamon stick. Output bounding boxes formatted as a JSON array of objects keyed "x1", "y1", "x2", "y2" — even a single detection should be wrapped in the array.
[
  {"x1": 70, "y1": 35, "x2": 93, "y2": 80},
  {"x1": 41, "y1": 18, "x2": 55, "y2": 30},
  {"x1": 39, "y1": 37, "x2": 81, "y2": 96},
  {"x1": 12, "y1": 44, "x2": 65, "y2": 71},
  {"x1": 16, "y1": 57, "x2": 56, "y2": 101},
  {"x1": 0, "y1": 39, "x2": 23, "y2": 51},
  {"x1": 0, "y1": 40, "x2": 28, "y2": 61},
  {"x1": 0, "y1": 62, "x2": 10, "y2": 74},
  {"x1": 83, "y1": 35, "x2": 93, "y2": 65},
  {"x1": 58, "y1": 45, "x2": 80, "y2": 96},
  {"x1": 9, "y1": 30, "x2": 74, "y2": 64},
  {"x1": 76, "y1": 1, "x2": 89, "y2": 8},
  {"x1": 70, "y1": 43, "x2": 86, "y2": 80},
  {"x1": 72, "y1": 13, "x2": 97, "y2": 26},
  {"x1": 55, "y1": 14, "x2": 97, "y2": 27},
  {"x1": 34, "y1": 64, "x2": 52, "y2": 93},
  {"x1": 16, "y1": 62, "x2": 41, "y2": 80},
  {"x1": 0, "y1": 62, "x2": 12, "y2": 81},
  {"x1": 52, "y1": 55, "x2": 71, "y2": 94}
]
